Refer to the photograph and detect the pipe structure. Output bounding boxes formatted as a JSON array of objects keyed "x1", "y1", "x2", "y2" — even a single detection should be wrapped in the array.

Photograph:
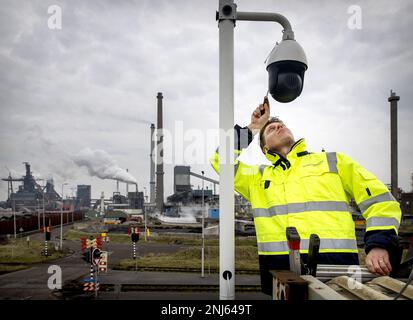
[
  {"x1": 155, "y1": 92, "x2": 164, "y2": 213},
  {"x1": 190, "y1": 171, "x2": 219, "y2": 197},
  {"x1": 316, "y1": 264, "x2": 380, "y2": 283},
  {"x1": 217, "y1": 0, "x2": 297, "y2": 300},
  {"x1": 190, "y1": 171, "x2": 219, "y2": 185},
  {"x1": 388, "y1": 90, "x2": 400, "y2": 198}
]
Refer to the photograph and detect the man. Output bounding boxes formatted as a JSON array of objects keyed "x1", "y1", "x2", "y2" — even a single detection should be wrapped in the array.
[{"x1": 210, "y1": 97, "x2": 402, "y2": 295}]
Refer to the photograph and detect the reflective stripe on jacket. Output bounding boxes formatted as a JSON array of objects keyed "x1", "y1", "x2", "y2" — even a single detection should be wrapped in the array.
[{"x1": 210, "y1": 126, "x2": 401, "y2": 256}]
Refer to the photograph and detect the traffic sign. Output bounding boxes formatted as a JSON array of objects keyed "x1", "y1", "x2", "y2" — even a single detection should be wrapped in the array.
[
  {"x1": 80, "y1": 237, "x2": 87, "y2": 250},
  {"x1": 81, "y1": 236, "x2": 103, "y2": 250},
  {"x1": 131, "y1": 232, "x2": 139, "y2": 243},
  {"x1": 128, "y1": 226, "x2": 140, "y2": 236},
  {"x1": 86, "y1": 239, "x2": 96, "y2": 248},
  {"x1": 98, "y1": 251, "x2": 108, "y2": 272},
  {"x1": 83, "y1": 282, "x2": 99, "y2": 292},
  {"x1": 92, "y1": 248, "x2": 102, "y2": 266},
  {"x1": 96, "y1": 237, "x2": 102, "y2": 249}
]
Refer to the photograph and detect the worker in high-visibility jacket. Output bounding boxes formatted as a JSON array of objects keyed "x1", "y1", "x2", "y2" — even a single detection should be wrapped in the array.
[{"x1": 210, "y1": 97, "x2": 402, "y2": 295}]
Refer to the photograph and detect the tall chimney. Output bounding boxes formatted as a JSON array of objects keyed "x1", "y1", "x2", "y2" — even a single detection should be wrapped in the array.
[
  {"x1": 126, "y1": 169, "x2": 129, "y2": 195},
  {"x1": 388, "y1": 90, "x2": 400, "y2": 198},
  {"x1": 116, "y1": 180, "x2": 119, "y2": 193},
  {"x1": 100, "y1": 191, "x2": 105, "y2": 216},
  {"x1": 155, "y1": 92, "x2": 164, "y2": 213},
  {"x1": 150, "y1": 123, "x2": 156, "y2": 204}
]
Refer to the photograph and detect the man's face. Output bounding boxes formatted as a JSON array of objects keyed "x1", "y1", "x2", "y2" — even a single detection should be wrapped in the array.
[{"x1": 263, "y1": 121, "x2": 295, "y2": 153}]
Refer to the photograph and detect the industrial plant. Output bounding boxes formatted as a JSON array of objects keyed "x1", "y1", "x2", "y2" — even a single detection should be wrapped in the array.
[
  {"x1": 0, "y1": 91, "x2": 412, "y2": 236},
  {"x1": 0, "y1": 91, "x2": 412, "y2": 302},
  {"x1": 1, "y1": 0, "x2": 413, "y2": 306}
]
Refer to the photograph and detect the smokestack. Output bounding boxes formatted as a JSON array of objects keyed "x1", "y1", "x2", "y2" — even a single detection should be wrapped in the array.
[
  {"x1": 155, "y1": 92, "x2": 164, "y2": 213},
  {"x1": 388, "y1": 90, "x2": 400, "y2": 198},
  {"x1": 100, "y1": 191, "x2": 105, "y2": 216},
  {"x1": 116, "y1": 180, "x2": 119, "y2": 193},
  {"x1": 126, "y1": 169, "x2": 129, "y2": 195},
  {"x1": 150, "y1": 123, "x2": 155, "y2": 204}
]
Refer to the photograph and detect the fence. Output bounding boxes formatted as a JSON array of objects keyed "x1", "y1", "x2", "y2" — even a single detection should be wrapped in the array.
[{"x1": 0, "y1": 211, "x2": 85, "y2": 235}]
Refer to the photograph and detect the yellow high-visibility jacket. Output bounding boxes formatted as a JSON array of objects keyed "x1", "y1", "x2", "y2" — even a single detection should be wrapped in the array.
[{"x1": 210, "y1": 127, "x2": 401, "y2": 257}]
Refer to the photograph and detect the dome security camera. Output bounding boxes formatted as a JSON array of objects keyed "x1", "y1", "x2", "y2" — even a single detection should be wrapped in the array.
[{"x1": 266, "y1": 40, "x2": 308, "y2": 103}]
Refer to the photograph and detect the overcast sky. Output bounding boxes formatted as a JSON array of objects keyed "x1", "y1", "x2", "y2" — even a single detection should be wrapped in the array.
[{"x1": 0, "y1": 0, "x2": 412, "y2": 202}]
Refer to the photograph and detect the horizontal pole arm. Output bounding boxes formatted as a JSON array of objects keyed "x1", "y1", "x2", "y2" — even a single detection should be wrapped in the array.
[{"x1": 236, "y1": 11, "x2": 294, "y2": 40}]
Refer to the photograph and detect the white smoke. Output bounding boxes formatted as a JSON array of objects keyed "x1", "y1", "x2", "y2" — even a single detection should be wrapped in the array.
[
  {"x1": 21, "y1": 125, "x2": 139, "y2": 186},
  {"x1": 72, "y1": 148, "x2": 138, "y2": 184},
  {"x1": 156, "y1": 205, "x2": 206, "y2": 224}
]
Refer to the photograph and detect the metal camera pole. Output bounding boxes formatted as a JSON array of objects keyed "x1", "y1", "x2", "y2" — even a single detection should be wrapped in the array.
[
  {"x1": 218, "y1": 0, "x2": 236, "y2": 300},
  {"x1": 217, "y1": 0, "x2": 296, "y2": 300},
  {"x1": 201, "y1": 171, "x2": 205, "y2": 278}
]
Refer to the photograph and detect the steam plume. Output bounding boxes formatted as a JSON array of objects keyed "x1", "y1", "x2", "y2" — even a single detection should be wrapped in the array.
[{"x1": 73, "y1": 148, "x2": 137, "y2": 184}]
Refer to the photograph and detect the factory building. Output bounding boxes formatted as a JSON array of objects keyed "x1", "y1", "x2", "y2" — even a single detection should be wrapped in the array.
[
  {"x1": 76, "y1": 185, "x2": 91, "y2": 209},
  {"x1": 3, "y1": 162, "x2": 61, "y2": 211},
  {"x1": 167, "y1": 166, "x2": 214, "y2": 206},
  {"x1": 128, "y1": 191, "x2": 145, "y2": 210},
  {"x1": 166, "y1": 165, "x2": 252, "y2": 219}
]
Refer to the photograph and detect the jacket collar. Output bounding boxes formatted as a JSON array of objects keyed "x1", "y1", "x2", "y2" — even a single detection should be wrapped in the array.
[{"x1": 264, "y1": 138, "x2": 307, "y2": 168}]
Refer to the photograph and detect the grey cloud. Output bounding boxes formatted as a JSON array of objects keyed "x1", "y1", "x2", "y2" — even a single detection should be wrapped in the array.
[{"x1": 0, "y1": 0, "x2": 412, "y2": 200}]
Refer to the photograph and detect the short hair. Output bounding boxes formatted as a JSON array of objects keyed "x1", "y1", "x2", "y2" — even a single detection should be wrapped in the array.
[{"x1": 259, "y1": 116, "x2": 283, "y2": 152}]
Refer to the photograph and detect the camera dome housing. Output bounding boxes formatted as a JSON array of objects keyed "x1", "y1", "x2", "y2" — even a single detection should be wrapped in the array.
[{"x1": 266, "y1": 40, "x2": 308, "y2": 103}]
